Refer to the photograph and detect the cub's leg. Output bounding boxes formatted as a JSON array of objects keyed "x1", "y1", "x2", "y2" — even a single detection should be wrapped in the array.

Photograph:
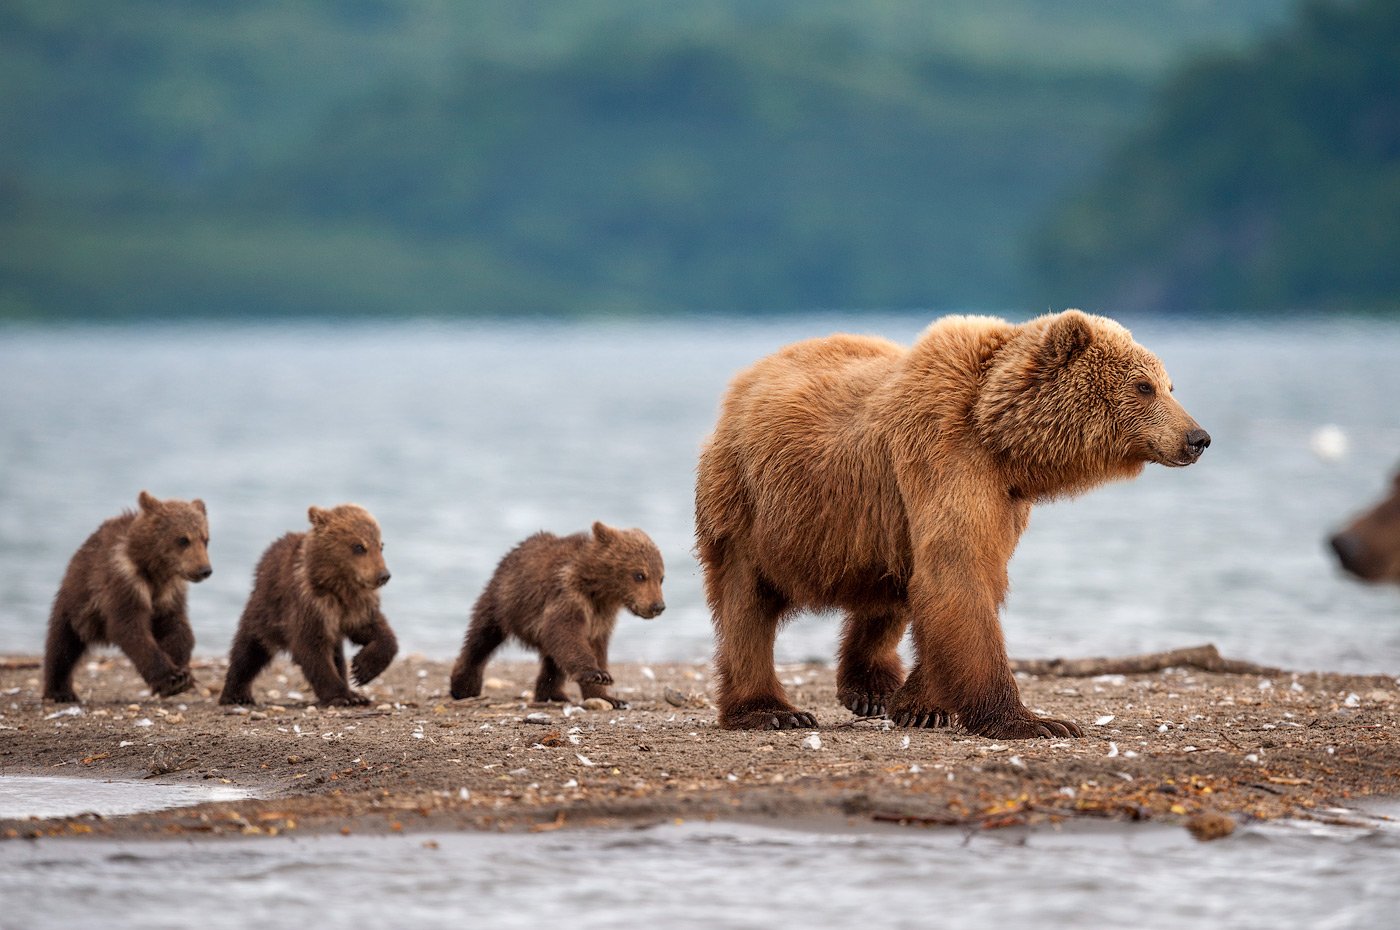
[
  {"x1": 349, "y1": 613, "x2": 397, "y2": 686},
  {"x1": 532, "y1": 656, "x2": 571, "y2": 703},
  {"x1": 836, "y1": 608, "x2": 910, "y2": 719},
  {"x1": 449, "y1": 606, "x2": 506, "y2": 699},
  {"x1": 579, "y1": 633, "x2": 628, "y2": 708},
  {"x1": 219, "y1": 632, "x2": 272, "y2": 705},
  {"x1": 43, "y1": 614, "x2": 87, "y2": 703},
  {"x1": 112, "y1": 612, "x2": 192, "y2": 698},
  {"x1": 292, "y1": 636, "x2": 369, "y2": 706}
]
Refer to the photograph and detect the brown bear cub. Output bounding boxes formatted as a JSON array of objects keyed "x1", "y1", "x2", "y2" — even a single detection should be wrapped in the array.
[
  {"x1": 219, "y1": 504, "x2": 397, "y2": 707},
  {"x1": 44, "y1": 491, "x2": 212, "y2": 703},
  {"x1": 450, "y1": 522, "x2": 665, "y2": 708},
  {"x1": 1332, "y1": 470, "x2": 1400, "y2": 584}
]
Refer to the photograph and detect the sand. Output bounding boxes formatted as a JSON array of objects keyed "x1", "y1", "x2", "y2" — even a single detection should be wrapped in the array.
[{"x1": 3, "y1": 651, "x2": 1399, "y2": 841}]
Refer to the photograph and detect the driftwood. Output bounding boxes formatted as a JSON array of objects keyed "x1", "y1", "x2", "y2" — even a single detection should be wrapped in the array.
[
  {"x1": 1010, "y1": 643, "x2": 1284, "y2": 678},
  {"x1": 0, "y1": 657, "x2": 40, "y2": 670}
]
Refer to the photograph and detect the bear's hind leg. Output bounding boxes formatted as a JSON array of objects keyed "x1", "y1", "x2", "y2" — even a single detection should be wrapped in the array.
[
  {"x1": 219, "y1": 633, "x2": 272, "y2": 705},
  {"x1": 836, "y1": 608, "x2": 910, "y2": 719},
  {"x1": 449, "y1": 611, "x2": 506, "y2": 700},
  {"x1": 708, "y1": 554, "x2": 812, "y2": 730},
  {"x1": 532, "y1": 656, "x2": 572, "y2": 704},
  {"x1": 43, "y1": 617, "x2": 87, "y2": 703}
]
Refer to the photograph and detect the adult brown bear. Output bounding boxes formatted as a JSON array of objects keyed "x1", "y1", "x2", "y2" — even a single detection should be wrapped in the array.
[
  {"x1": 695, "y1": 310, "x2": 1209, "y2": 738},
  {"x1": 1331, "y1": 471, "x2": 1400, "y2": 583}
]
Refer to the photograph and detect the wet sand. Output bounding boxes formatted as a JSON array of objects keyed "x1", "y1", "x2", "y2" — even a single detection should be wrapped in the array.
[{"x1": 3, "y1": 652, "x2": 1399, "y2": 840}]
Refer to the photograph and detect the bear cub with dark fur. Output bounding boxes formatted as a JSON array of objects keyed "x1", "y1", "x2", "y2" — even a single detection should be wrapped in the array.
[
  {"x1": 450, "y1": 522, "x2": 665, "y2": 707},
  {"x1": 44, "y1": 491, "x2": 212, "y2": 703},
  {"x1": 220, "y1": 504, "x2": 398, "y2": 707}
]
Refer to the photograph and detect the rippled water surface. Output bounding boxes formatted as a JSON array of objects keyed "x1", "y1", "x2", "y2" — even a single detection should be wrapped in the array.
[{"x1": 2, "y1": 314, "x2": 1398, "y2": 669}]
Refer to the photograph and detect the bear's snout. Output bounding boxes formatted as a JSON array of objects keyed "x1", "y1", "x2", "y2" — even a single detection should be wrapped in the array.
[
  {"x1": 634, "y1": 600, "x2": 666, "y2": 620},
  {"x1": 1331, "y1": 531, "x2": 1375, "y2": 580},
  {"x1": 190, "y1": 565, "x2": 213, "y2": 582},
  {"x1": 374, "y1": 570, "x2": 392, "y2": 588},
  {"x1": 1184, "y1": 428, "x2": 1211, "y2": 459}
]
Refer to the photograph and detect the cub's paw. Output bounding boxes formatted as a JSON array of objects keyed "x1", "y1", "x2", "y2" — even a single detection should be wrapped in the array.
[
  {"x1": 44, "y1": 690, "x2": 80, "y2": 704},
  {"x1": 967, "y1": 712, "x2": 1083, "y2": 740},
  {"x1": 577, "y1": 669, "x2": 614, "y2": 686},
  {"x1": 325, "y1": 691, "x2": 372, "y2": 707},
  {"x1": 597, "y1": 695, "x2": 630, "y2": 709},
  {"x1": 218, "y1": 692, "x2": 254, "y2": 707},
  {"x1": 720, "y1": 707, "x2": 818, "y2": 730},
  {"x1": 152, "y1": 668, "x2": 195, "y2": 698}
]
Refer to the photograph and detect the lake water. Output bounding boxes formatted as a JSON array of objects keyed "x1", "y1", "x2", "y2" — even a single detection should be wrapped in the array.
[
  {"x1": 3, "y1": 314, "x2": 1400, "y2": 927},
  {"x1": 2, "y1": 314, "x2": 1399, "y2": 670}
]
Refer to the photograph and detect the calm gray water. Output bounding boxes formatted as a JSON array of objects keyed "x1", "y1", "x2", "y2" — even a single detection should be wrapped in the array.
[
  {"x1": 3, "y1": 315, "x2": 1400, "y2": 926},
  {"x1": 2, "y1": 314, "x2": 1399, "y2": 669},
  {"x1": 2, "y1": 815, "x2": 1399, "y2": 930}
]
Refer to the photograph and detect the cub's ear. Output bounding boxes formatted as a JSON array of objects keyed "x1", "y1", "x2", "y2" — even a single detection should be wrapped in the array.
[
  {"x1": 1041, "y1": 309, "x2": 1093, "y2": 368},
  {"x1": 592, "y1": 521, "x2": 618, "y2": 545},
  {"x1": 138, "y1": 490, "x2": 160, "y2": 513},
  {"x1": 308, "y1": 506, "x2": 330, "y2": 529},
  {"x1": 191, "y1": 498, "x2": 207, "y2": 516}
]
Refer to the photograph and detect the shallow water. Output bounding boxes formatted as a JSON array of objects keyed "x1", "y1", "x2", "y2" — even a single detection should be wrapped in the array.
[
  {"x1": 2, "y1": 816, "x2": 1399, "y2": 930},
  {"x1": 0, "y1": 775, "x2": 256, "y2": 820},
  {"x1": 1, "y1": 314, "x2": 1399, "y2": 671}
]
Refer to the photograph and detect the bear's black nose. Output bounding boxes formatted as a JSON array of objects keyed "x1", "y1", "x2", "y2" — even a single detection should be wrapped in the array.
[
  {"x1": 1186, "y1": 429, "x2": 1211, "y2": 453},
  {"x1": 1331, "y1": 532, "x2": 1367, "y2": 576},
  {"x1": 375, "y1": 570, "x2": 392, "y2": 588},
  {"x1": 194, "y1": 566, "x2": 212, "y2": 581},
  {"x1": 650, "y1": 601, "x2": 666, "y2": 617}
]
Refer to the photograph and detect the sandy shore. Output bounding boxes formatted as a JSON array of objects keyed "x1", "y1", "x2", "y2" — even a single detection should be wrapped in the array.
[{"x1": 3, "y1": 651, "x2": 1399, "y2": 841}]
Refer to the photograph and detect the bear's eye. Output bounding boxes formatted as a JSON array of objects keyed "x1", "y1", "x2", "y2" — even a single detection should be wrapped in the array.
[
  {"x1": 633, "y1": 571, "x2": 647, "y2": 583},
  {"x1": 1135, "y1": 381, "x2": 1155, "y2": 397},
  {"x1": 351, "y1": 543, "x2": 368, "y2": 555},
  {"x1": 176, "y1": 536, "x2": 191, "y2": 549}
]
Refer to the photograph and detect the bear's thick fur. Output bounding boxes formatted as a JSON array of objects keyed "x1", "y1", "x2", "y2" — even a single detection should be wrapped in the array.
[
  {"x1": 449, "y1": 522, "x2": 666, "y2": 707},
  {"x1": 1332, "y1": 471, "x2": 1400, "y2": 583},
  {"x1": 220, "y1": 504, "x2": 397, "y2": 707},
  {"x1": 44, "y1": 491, "x2": 212, "y2": 702},
  {"x1": 695, "y1": 309, "x2": 1210, "y2": 738}
]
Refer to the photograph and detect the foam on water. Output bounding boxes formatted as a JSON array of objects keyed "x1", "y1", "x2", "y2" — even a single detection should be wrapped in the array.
[{"x1": 0, "y1": 774, "x2": 257, "y2": 819}]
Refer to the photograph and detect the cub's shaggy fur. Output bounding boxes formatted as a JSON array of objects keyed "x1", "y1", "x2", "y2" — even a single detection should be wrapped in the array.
[
  {"x1": 695, "y1": 309, "x2": 1210, "y2": 737},
  {"x1": 450, "y1": 522, "x2": 665, "y2": 707},
  {"x1": 1332, "y1": 471, "x2": 1400, "y2": 584},
  {"x1": 220, "y1": 504, "x2": 397, "y2": 706},
  {"x1": 44, "y1": 491, "x2": 212, "y2": 702}
]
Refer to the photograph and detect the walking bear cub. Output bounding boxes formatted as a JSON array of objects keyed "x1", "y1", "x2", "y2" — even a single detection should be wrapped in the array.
[
  {"x1": 450, "y1": 522, "x2": 666, "y2": 707},
  {"x1": 44, "y1": 491, "x2": 212, "y2": 703},
  {"x1": 220, "y1": 504, "x2": 398, "y2": 707}
]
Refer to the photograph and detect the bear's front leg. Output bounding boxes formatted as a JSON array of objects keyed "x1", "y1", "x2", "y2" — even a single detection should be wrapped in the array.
[
  {"x1": 836, "y1": 608, "x2": 908, "y2": 717},
  {"x1": 292, "y1": 637, "x2": 369, "y2": 706},
  {"x1": 578, "y1": 633, "x2": 628, "y2": 709},
  {"x1": 349, "y1": 612, "x2": 398, "y2": 686},
  {"x1": 111, "y1": 611, "x2": 193, "y2": 698}
]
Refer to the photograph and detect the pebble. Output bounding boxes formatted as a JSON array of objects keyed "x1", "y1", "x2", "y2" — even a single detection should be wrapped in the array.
[
  {"x1": 802, "y1": 733, "x2": 822, "y2": 751},
  {"x1": 582, "y1": 698, "x2": 613, "y2": 712},
  {"x1": 523, "y1": 712, "x2": 552, "y2": 724},
  {"x1": 1186, "y1": 812, "x2": 1236, "y2": 842}
]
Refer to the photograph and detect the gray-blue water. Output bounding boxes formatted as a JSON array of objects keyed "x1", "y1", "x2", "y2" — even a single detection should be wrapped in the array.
[
  {"x1": 3, "y1": 314, "x2": 1400, "y2": 926},
  {"x1": 2, "y1": 315, "x2": 1398, "y2": 669}
]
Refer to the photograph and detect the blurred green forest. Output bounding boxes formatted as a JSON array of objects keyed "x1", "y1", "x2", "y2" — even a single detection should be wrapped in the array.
[
  {"x1": 0, "y1": 0, "x2": 1294, "y2": 320},
  {"x1": 1035, "y1": 0, "x2": 1400, "y2": 314}
]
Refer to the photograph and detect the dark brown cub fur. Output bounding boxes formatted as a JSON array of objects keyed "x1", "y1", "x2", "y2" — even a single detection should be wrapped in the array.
[
  {"x1": 450, "y1": 522, "x2": 666, "y2": 707},
  {"x1": 43, "y1": 491, "x2": 212, "y2": 702},
  {"x1": 219, "y1": 504, "x2": 397, "y2": 707},
  {"x1": 1332, "y1": 471, "x2": 1400, "y2": 583}
]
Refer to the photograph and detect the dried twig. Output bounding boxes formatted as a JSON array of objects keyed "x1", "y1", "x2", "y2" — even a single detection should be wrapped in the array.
[{"x1": 1011, "y1": 644, "x2": 1284, "y2": 678}]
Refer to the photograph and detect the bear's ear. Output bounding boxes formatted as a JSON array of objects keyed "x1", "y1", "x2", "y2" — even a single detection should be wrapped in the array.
[
  {"x1": 592, "y1": 521, "x2": 617, "y2": 545},
  {"x1": 191, "y1": 498, "x2": 207, "y2": 516},
  {"x1": 1041, "y1": 309, "x2": 1094, "y2": 368},
  {"x1": 308, "y1": 506, "x2": 330, "y2": 529},
  {"x1": 137, "y1": 490, "x2": 160, "y2": 513}
]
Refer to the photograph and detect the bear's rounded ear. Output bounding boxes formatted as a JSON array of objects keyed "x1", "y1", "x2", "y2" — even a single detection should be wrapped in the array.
[
  {"x1": 592, "y1": 521, "x2": 617, "y2": 545},
  {"x1": 308, "y1": 506, "x2": 330, "y2": 529},
  {"x1": 1041, "y1": 309, "x2": 1093, "y2": 368},
  {"x1": 137, "y1": 490, "x2": 160, "y2": 513},
  {"x1": 191, "y1": 498, "x2": 207, "y2": 516}
]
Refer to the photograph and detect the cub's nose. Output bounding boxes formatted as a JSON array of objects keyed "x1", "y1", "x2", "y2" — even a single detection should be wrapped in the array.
[
  {"x1": 1186, "y1": 429, "x2": 1211, "y2": 454},
  {"x1": 375, "y1": 570, "x2": 392, "y2": 588},
  {"x1": 1330, "y1": 532, "x2": 1367, "y2": 577},
  {"x1": 194, "y1": 566, "x2": 213, "y2": 581},
  {"x1": 650, "y1": 601, "x2": 666, "y2": 617}
]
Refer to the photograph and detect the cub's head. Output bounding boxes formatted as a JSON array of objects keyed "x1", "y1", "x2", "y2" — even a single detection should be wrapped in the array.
[
  {"x1": 131, "y1": 490, "x2": 212, "y2": 583},
  {"x1": 306, "y1": 504, "x2": 391, "y2": 591},
  {"x1": 974, "y1": 309, "x2": 1209, "y2": 497},
  {"x1": 590, "y1": 521, "x2": 666, "y2": 619},
  {"x1": 1331, "y1": 472, "x2": 1400, "y2": 584}
]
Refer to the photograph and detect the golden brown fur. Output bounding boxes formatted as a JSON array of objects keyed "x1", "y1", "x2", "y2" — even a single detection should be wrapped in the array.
[
  {"x1": 1332, "y1": 471, "x2": 1400, "y2": 583},
  {"x1": 220, "y1": 504, "x2": 397, "y2": 706},
  {"x1": 449, "y1": 522, "x2": 665, "y2": 707},
  {"x1": 43, "y1": 491, "x2": 212, "y2": 702},
  {"x1": 695, "y1": 309, "x2": 1209, "y2": 737}
]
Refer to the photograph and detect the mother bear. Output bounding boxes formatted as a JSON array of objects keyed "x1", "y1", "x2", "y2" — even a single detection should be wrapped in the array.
[{"x1": 695, "y1": 309, "x2": 1209, "y2": 738}]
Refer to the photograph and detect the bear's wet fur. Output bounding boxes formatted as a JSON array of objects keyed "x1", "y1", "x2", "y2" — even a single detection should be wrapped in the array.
[
  {"x1": 219, "y1": 504, "x2": 397, "y2": 707},
  {"x1": 1332, "y1": 471, "x2": 1400, "y2": 583},
  {"x1": 43, "y1": 491, "x2": 212, "y2": 702},
  {"x1": 449, "y1": 522, "x2": 666, "y2": 707},
  {"x1": 695, "y1": 309, "x2": 1210, "y2": 738}
]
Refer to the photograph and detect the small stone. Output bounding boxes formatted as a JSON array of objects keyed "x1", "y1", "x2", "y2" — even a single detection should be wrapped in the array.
[
  {"x1": 1366, "y1": 690, "x2": 1393, "y2": 704},
  {"x1": 582, "y1": 698, "x2": 613, "y2": 712},
  {"x1": 801, "y1": 733, "x2": 822, "y2": 751},
  {"x1": 1186, "y1": 812, "x2": 1236, "y2": 842},
  {"x1": 663, "y1": 688, "x2": 688, "y2": 707},
  {"x1": 523, "y1": 712, "x2": 552, "y2": 724}
]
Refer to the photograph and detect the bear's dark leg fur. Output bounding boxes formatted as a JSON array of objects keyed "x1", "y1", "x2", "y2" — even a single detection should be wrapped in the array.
[
  {"x1": 449, "y1": 608, "x2": 507, "y2": 699},
  {"x1": 580, "y1": 634, "x2": 628, "y2": 708},
  {"x1": 111, "y1": 614, "x2": 193, "y2": 697},
  {"x1": 708, "y1": 549, "x2": 814, "y2": 730},
  {"x1": 220, "y1": 632, "x2": 273, "y2": 705},
  {"x1": 153, "y1": 611, "x2": 195, "y2": 672},
  {"x1": 535, "y1": 608, "x2": 611, "y2": 688},
  {"x1": 349, "y1": 617, "x2": 397, "y2": 686},
  {"x1": 42, "y1": 616, "x2": 86, "y2": 702},
  {"x1": 291, "y1": 636, "x2": 368, "y2": 706},
  {"x1": 333, "y1": 645, "x2": 349, "y2": 686},
  {"x1": 533, "y1": 656, "x2": 571, "y2": 703},
  {"x1": 836, "y1": 608, "x2": 910, "y2": 719}
]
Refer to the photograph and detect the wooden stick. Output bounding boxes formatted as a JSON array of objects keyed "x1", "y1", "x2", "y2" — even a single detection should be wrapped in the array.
[{"x1": 1010, "y1": 644, "x2": 1284, "y2": 678}]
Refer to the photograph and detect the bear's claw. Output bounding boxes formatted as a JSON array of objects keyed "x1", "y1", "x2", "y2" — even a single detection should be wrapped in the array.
[
  {"x1": 966, "y1": 713, "x2": 1084, "y2": 740},
  {"x1": 889, "y1": 709, "x2": 952, "y2": 728},
  {"x1": 152, "y1": 668, "x2": 194, "y2": 698},
  {"x1": 722, "y1": 708, "x2": 818, "y2": 730},
  {"x1": 841, "y1": 692, "x2": 892, "y2": 718},
  {"x1": 578, "y1": 669, "x2": 613, "y2": 686},
  {"x1": 326, "y1": 692, "x2": 372, "y2": 707}
]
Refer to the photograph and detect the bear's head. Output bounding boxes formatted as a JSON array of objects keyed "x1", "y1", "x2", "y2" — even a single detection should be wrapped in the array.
[
  {"x1": 1331, "y1": 472, "x2": 1400, "y2": 583},
  {"x1": 973, "y1": 309, "x2": 1209, "y2": 499},
  {"x1": 128, "y1": 490, "x2": 212, "y2": 583},
  {"x1": 588, "y1": 521, "x2": 666, "y2": 619},
  {"x1": 305, "y1": 504, "x2": 391, "y2": 593}
]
